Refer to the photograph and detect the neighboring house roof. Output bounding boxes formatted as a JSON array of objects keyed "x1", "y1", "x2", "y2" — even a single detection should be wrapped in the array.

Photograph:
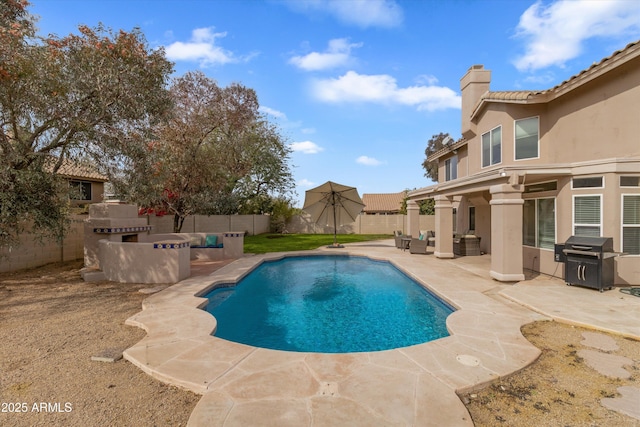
[
  {"x1": 46, "y1": 157, "x2": 108, "y2": 182},
  {"x1": 362, "y1": 191, "x2": 406, "y2": 213}
]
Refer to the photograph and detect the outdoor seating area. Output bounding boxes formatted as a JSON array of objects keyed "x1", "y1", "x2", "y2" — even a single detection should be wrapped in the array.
[
  {"x1": 453, "y1": 233, "x2": 482, "y2": 256},
  {"x1": 395, "y1": 230, "x2": 437, "y2": 255}
]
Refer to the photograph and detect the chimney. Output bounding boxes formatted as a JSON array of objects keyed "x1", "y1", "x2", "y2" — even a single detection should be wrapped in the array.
[{"x1": 460, "y1": 65, "x2": 491, "y2": 139}]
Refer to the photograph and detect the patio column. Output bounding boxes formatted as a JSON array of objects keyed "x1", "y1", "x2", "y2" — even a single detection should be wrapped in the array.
[
  {"x1": 434, "y1": 195, "x2": 454, "y2": 258},
  {"x1": 406, "y1": 200, "x2": 420, "y2": 236},
  {"x1": 489, "y1": 184, "x2": 525, "y2": 282}
]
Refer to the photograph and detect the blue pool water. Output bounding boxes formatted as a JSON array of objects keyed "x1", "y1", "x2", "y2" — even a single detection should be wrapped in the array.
[{"x1": 204, "y1": 255, "x2": 454, "y2": 353}]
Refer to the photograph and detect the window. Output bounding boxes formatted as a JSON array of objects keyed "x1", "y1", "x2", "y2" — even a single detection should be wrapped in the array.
[
  {"x1": 445, "y1": 155, "x2": 458, "y2": 181},
  {"x1": 523, "y1": 198, "x2": 555, "y2": 249},
  {"x1": 572, "y1": 176, "x2": 603, "y2": 189},
  {"x1": 573, "y1": 195, "x2": 601, "y2": 237},
  {"x1": 515, "y1": 117, "x2": 539, "y2": 160},
  {"x1": 468, "y1": 206, "x2": 476, "y2": 232},
  {"x1": 524, "y1": 181, "x2": 557, "y2": 194},
  {"x1": 622, "y1": 195, "x2": 640, "y2": 255},
  {"x1": 620, "y1": 176, "x2": 640, "y2": 187},
  {"x1": 69, "y1": 181, "x2": 92, "y2": 201},
  {"x1": 481, "y1": 126, "x2": 501, "y2": 167}
]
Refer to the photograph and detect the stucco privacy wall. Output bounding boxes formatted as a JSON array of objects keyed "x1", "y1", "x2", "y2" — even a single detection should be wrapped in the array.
[
  {"x1": 144, "y1": 214, "x2": 270, "y2": 235},
  {"x1": 0, "y1": 213, "x2": 269, "y2": 273},
  {"x1": 0, "y1": 215, "x2": 85, "y2": 273},
  {"x1": 287, "y1": 213, "x2": 435, "y2": 235},
  {"x1": 1, "y1": 212, "x2": 416, "y2": 273}
]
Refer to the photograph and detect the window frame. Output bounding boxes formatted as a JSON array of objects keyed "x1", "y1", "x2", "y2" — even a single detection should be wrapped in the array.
[
  {"x1": 69, "y1": 180, "x2": 92, "y2": 201},
  {"x1": 523, "y1": 197, "x2": 556, "y2": 250},
  {"x1": 444, "y1": 154, "x2": 458, "y2": 181},
  {"x1": 572, "y1": 194, "x2": 602, "y2": 237},
  {"x1": 514, "y1": 116, "x2": 540, "y2": 161},
  {"x1": 481, "y1": 125, "x2": 502, "y2": 168},
  {"x1": 572, "y1": 176, "x2": 604, "y2": 190},
  {"x1": 620, "y1": 176, "x2": 640, "y2": 188},
  {"x1": 621, "y1": 194, "x2": 640, "y2": 256},
  {"x1": 524, "y1": 180, "x2": 557, "y2": 194}
]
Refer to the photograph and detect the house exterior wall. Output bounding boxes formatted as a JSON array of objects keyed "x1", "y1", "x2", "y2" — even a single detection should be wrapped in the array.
[{"x1": 414, "y1": 41, "x2": 640, "y2": 284}]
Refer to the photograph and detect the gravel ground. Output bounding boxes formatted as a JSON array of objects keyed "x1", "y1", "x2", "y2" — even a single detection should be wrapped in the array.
[
  {"x1": 463, "y1": 321, "x2": 640, "y2": 427},
  {"x1": 1, "y1": 261, "x2": 639, "y2": 427},
  {"x1": 0, "y1": 261, "x2": 199, "y2": 427}
]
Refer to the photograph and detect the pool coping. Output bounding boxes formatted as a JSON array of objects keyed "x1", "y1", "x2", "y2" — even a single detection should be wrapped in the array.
[{"x1": 124, "y1": 245, "x2": 548, "y2": 426}]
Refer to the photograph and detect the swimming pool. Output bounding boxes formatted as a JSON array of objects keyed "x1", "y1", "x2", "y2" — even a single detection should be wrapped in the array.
[{"x1": 204, "y1": 255, "x2": 454, "y2": 353}]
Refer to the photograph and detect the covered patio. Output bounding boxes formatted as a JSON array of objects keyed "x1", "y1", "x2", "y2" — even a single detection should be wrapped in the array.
[{"x1": 406, "y1": 167, "x2": 572, "y2": 282}]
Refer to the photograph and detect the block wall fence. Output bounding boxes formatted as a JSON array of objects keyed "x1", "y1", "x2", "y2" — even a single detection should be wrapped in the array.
[{"x1": 0, "y1": 213, "x2": 432, "y2": 273}]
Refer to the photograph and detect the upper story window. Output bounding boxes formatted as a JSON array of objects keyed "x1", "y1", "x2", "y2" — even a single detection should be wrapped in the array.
[
  {"x1": 69, "y1": 180, "x2": 92, "y2": 201},
  {"x1": 515, "y1": 117, "x2": 539, "y2": 160},
  {"x1": 481, "y1": 126, "x2": 501, "y2": 167},
  {"x1": 445, "y1": 155, "x2": 458, "y2": 181},
  {"x1": 572, "y1": 176, "x2": 604, "y2": 189}
]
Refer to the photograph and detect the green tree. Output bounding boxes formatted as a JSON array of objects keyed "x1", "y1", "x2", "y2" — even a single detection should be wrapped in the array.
[
  {"x1": 401, "y1": 192, "x2": 434, "y2": 215},
  {"x1": 421, "y1": 132, "x2": 452, "y2": 182},
  {"x1": 114, "y1": 71, "x2": 294, "y2": 232},
  {"x1": 0, "y1": 1, "x2": 173, "y2": 247},
  {"x1": 268, "y1": 196, "x2": 300, "y2": 233}
]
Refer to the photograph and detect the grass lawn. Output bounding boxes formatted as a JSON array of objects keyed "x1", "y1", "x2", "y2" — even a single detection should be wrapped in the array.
[{"x1": 244, "y1": 233, "x2": 392, "y2": 254}]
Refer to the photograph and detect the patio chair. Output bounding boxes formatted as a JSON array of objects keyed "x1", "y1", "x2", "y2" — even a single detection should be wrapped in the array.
[
  {"x1": 426, "y1": 230, "x2": 435, "y2": 247},
  {"x1": 409, "y1": 236, "x2": 429, "y2": 254},
  {"x1": 394, "y1": 231, "x2": 411, "y2": 249}
]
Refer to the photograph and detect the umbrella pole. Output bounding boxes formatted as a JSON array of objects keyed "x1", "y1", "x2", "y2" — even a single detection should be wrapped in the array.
[{"x1": 332, "y1": 191, "x2": 338, "y2": 246}]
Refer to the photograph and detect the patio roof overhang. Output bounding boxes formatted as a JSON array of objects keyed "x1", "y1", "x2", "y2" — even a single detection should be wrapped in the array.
[
  {"x1": 409, "y1": 165, "x2": 574, "y2": 200},
  {"x1": 411, "y1": 157, "x2": 640, "y2": 201}
]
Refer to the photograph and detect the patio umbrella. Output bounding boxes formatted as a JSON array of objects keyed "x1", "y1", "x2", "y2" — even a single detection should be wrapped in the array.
[{"x1": 302, "y1": 181, "x2": 365, "y2": 247}]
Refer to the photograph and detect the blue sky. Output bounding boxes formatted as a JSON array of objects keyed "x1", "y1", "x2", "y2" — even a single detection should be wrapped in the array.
[{"x1": 30, "y1": 0, "x2": 640, "y2": 207}]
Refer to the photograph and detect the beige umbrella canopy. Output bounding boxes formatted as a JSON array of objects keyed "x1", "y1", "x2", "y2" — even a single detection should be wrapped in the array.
[{"x1": 302, "y1": 181, "x2": 365, "y2": 247}]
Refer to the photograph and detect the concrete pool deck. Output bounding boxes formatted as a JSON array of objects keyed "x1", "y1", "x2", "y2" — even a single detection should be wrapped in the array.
[{"x1": 124, "y1": 239, "x2": 640, "y2": 426}]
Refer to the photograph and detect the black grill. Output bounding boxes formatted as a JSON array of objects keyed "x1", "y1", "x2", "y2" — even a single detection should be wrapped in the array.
[{"x1": 561, "y1": 236, "x2": 615, "y2": 292}]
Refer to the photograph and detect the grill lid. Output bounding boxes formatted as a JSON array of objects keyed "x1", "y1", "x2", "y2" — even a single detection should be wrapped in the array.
[{"x1": 564, "y1": 236, "x2": 613, "y2": 252}]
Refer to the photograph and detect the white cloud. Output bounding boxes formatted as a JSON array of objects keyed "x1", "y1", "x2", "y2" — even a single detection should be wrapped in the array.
[
  {"x1": 298, "y1": 178, "x2": 316, "y2": 187},
  {"x1": 260, "y1": 106, "x2": 287, "y2": 119},
  {"x1": 289, "y1": 38, "x2": 363, "y2": 71},
  {"x1": 415, "y1": 74, "x2": 439, "y2": 85},
  {"x1": 290, "y1": 141, "x2": 324, "y2": 154},
  {"x1": 165, "y1": 27, "x2": 241, "y2": 67},
  {"x1": 513, "y1": 0, "x2": 640, "y2": 71},
  {"x1": 356, "y1": 155, "x2": 383, "y2": 166},
  {"x1": 312, "y1": 71, "x2": 461, "y2": 112},
  {"x1": 283, "y1": 0, "x2": 403, "y2": 28}
]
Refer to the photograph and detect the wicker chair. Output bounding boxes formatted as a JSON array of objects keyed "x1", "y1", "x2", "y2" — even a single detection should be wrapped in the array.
[
  {"x1": 409, "y1": 237, "x2": 429, "y2": 254},
  {"x1": 394, "y1": 230, "x2": 411, "y2": 249}
]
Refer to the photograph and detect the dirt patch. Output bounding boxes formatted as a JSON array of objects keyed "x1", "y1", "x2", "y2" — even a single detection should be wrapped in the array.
[
  {"x1": 462, "y1": 321, "x2": 640, "y2": 427},
  {"x1": 0, "y1": 261, "x2": 199, "y2": 427}
]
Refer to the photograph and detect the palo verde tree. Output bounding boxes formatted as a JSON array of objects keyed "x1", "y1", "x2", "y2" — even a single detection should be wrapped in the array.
[
  {"x1": 421, "y1": 132, "x2": 452, "y2": 182},
  {"x1": 113, "y1": 71, "x2": 294, "y2": 232},
  {"x1": 0, "y1": 0, "x2": 173, "y2": 247}
]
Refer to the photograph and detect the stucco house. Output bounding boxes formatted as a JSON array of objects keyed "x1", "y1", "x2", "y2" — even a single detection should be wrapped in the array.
[
  {"x1": 407, "y1": 40, "x2": 640, "y2": 285},
  {"x1": 48, "y1": 157, "x2": 108, "y2": 208}
]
